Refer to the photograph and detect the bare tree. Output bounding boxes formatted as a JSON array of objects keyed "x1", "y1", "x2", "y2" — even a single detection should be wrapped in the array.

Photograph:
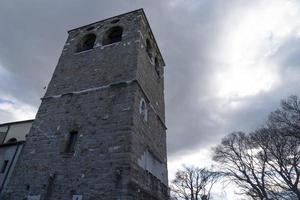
[
  {"x1": 213, "y1": 96, "x2": 300, "y2": 200},
  {"x1": 170, "y1": 166, "x2": 220, "y2": 200},
  {"x1": 213, "y1": 132, "x2": 271, "y2": 200},
  {"x1": 251, "y1": 128, "x2": 300, "y2": 199},
  {"x1": 262, "y1": 95, "x2": 300, "y2": 198},
  {"x1": 213, "y1": 131, "x2": 300, "y2": 200},
  {"x1": 268, "y1": 95, "x2": 300, "y2": 140}
]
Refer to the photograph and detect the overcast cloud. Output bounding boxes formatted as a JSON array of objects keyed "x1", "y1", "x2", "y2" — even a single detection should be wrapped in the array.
[{"x1": 1, "y1": 1, "x2": 300, "y2": 196}]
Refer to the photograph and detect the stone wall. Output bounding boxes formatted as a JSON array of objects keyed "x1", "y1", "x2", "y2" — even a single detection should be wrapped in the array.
[{"x1": 1, "y1": 9, "x2": 169, "y2": 200}]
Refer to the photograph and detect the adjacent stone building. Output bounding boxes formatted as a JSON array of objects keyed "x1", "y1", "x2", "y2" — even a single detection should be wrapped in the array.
[
  {"x1": 0, "y1": 9, "x2": 169, "y2": 200},
  {"x1": 0, "y1": 120, "x2": 33, "y2": 193}
]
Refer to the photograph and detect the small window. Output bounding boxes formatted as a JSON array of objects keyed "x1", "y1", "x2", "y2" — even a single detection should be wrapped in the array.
[
  {"x1": 102, "y1": 26, "x2": 123, "y2": 45},
  {"x1": 65, "y1": 131, "x2": 78, "y2": 153},
  {"x1": 7, "y1": 138, "x2": 17, "y2": 143},
  {"x1": 76, "y1": 33, "x2": 96, "y2": 52},
  {"x1": 139, "y1": 98, "x2": 148, "y2": 121},
  {"x1": 1, "y1": 160, "x2": 9, "y2": 173}
]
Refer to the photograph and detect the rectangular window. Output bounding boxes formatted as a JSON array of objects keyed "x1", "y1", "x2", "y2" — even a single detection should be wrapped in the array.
[
  {"x1": 1, "y1": 160, "x2": 9, "y2": 173},
  {"x1": 65, "y1": 131, "x2": 78, "y2": 153}
]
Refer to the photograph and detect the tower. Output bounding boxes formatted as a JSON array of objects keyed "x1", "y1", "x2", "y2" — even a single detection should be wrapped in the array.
[{"x1": 1, "y1": 9, "x2": 168, "y2": 200}]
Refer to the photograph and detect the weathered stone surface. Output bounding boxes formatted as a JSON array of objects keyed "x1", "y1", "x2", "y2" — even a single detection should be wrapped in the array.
[{"x1": 1, "y1": 9, "x2": 168, "y2": 200}]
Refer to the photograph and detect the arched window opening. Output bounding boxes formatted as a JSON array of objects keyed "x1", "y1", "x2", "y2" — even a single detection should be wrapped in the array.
[
  {"x1": 146, "y1": 39, "x2": 153, "y2": 61},
  {"x1": 102, "y1": 26, "x2": 123, "y2": 45},
  {"x1": 7, "y1": 138, "x2": 17, "y2": 143},
  {"x1": 139, "y1": 98, "x2": 148, "y2": 121},
  {"x1": 76, "y1": 33, "x2": 96, "y2": 52}
]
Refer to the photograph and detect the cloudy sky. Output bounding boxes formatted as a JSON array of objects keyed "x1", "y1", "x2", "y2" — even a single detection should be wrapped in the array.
[{"x1": 1, "y1": 0, "x2": 300, "y2": 198}]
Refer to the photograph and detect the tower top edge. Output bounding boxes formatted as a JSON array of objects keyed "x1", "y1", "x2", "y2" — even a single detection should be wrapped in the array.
[
  {"x1": 67, "y1": 8, "x2": 144, "y2": 33},
  {"x1": 67, "y1": 8, "x2": 166, "y2": 66}
]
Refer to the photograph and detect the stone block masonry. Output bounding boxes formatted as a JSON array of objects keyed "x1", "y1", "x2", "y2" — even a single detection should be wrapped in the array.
[{"x1": 1, "y1": 9, "x2": 169, "y2": 200}]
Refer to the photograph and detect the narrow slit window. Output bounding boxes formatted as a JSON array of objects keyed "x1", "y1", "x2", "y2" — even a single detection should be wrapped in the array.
[
  {"x1": 1, "y1": 160, "x2": 9, "y2": 173},
  {"x1": 65, "y1": 131, "x2": 78, "y2": 153},
  {"x1": 139, "y1": 98, "x2": 148, "y2": 121},
  {"x1": 155, "y1": 57, "x2": 161, "y2": 77},
  {"x1": 45, "y1": 173, "x2": 55, "y2": 198},
  {"x1": 155, "y1": 57, "x2": 159, "y2": 67},
  {"x1": 146, "y1": 39, "x2": 153, "y2": 61}
]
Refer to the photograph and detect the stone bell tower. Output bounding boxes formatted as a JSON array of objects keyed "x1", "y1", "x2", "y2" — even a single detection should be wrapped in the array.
[{"x1": 1, "y1": 9, "x2": 168, "y2": 200}]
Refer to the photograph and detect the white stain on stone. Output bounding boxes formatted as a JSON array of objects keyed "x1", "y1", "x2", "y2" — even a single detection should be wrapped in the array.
[
  {"x1": 137, "y1": 150, "x2": 168, "y2": 185},
  {"x1": 137, "y1": 30, "x2": 144, "y2": 40},
  {"x1": 101, "y1": 114, "x2": 109, "y2": 120},
  {"x1": 121, "y1": 107, "x2": 130, "y2": 112},
  {"x1": 95, "y1": 42, "x2": 102, "y2": 48},
  {"x1": 27, "y1": 195, "x2": 41, "y2": 200},
  {"x1": 30, "y1": 149, "x2": 36, "y2": 154},
  {"x1": 72, "y1": 195, "x2": 83, "y2": 200},
  {"x1": 108, "y1": 146, "x2": 121, "y2": 152}
]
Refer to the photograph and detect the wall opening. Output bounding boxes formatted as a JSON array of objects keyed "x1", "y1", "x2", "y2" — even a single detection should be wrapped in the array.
[
  {"x1": 139, "y1": 98, "x2": 148, "y2": 121},
  {"x1": 76, "y1": 33, "x2": 96, "y2": 52},
  {"x1": 102, "y1": 26, "x2": 123, "y2": 45},
  {"x1": 146, "y1": 39, "x2": 153, "y2": 62},
  {"x1": 7, "y1": 138, "x2": 17, "y2": 143},
  {"x1": 65, "y1": 131, "x2": 78, "y2": 153},
  {"x1": 45, "y1": 173, "x2": 55, "y2": 200},
  {"x1": 155, "y1": 57, "x2": 161, "y2": 77},
  {"x1": 1, "y1": 160, "x2": 9, "y2": 173}
]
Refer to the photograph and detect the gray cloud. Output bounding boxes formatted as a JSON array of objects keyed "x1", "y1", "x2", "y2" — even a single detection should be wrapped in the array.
[{"x1": 0, "y1": 0, "x2": 300, "y2": 158}]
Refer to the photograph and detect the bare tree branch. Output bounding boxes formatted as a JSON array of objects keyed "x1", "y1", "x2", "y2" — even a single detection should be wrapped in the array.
[{"x1": 170, "y1": 166, "x2": 220, "y2": 200}]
